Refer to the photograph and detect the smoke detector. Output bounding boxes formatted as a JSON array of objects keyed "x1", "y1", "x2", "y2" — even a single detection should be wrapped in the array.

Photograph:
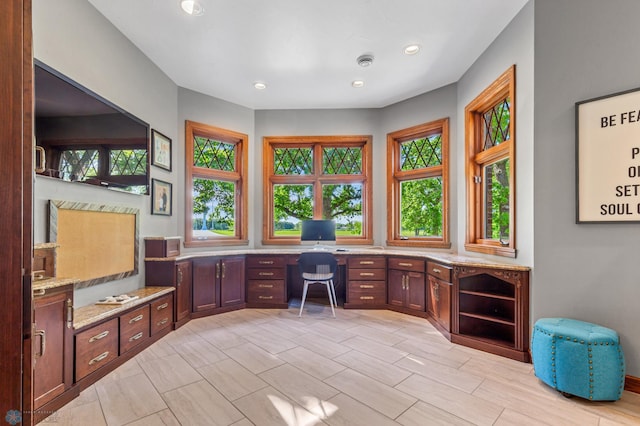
[{"x1": 356, "y1": 54, "x2": 374, "y2": 67}]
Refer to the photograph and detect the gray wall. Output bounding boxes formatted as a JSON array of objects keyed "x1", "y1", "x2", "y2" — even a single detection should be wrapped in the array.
[
  {"x1": 533, "y1": 0, "x2": 640, "y2": 376},
  {"x1": 33, "y1": 0, "x2": 178, "y2": 306}
]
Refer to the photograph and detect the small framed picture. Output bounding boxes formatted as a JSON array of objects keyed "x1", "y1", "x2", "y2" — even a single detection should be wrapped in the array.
[
  {"x1": 151, "y1": 178, "x2": 172, "y2": 216},
  {"x1": 151, "y1": 129, "x2": 172, "y2": 171}
]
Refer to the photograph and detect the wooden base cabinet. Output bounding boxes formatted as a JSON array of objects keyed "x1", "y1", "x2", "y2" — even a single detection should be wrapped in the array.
[
  {"x1": 345, "y1": 256, "x2": 387, "y2": 308},
  {"x1": 246, "y1": 255, "x2": 287, "y2": 307},
  {"x1": 427, "y1": 261, "x2": 452, "y2": 334},
  {"x1": 387, "y1": 257, "x2": 426, "y2": 313},
  {"x1": 33, "y1": 285, "x2": 74, "y2": 409},
  {"x1": 145, "y1": 259, "x2": 191, "y2": 328},
  {"x1": 452, "y1": 266, "x2": 530, "y2": 362},
  {"x1": 193, "y1": 256, "x2": 246, "y2": 315}
]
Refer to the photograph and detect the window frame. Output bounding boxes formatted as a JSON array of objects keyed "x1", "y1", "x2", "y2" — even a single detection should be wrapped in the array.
[
  {"x1": 464, "y1": 65, "x2": 516, "y2": 257},
  {"x1": 386, "y1": 118, "x2": 450, "y2": 248},
  {"x1": 262, "y1": 135, "x2": 373, "y2": 245},
  {"x1": 184, "y1": 120, "x2": 248, "y2": 247}
]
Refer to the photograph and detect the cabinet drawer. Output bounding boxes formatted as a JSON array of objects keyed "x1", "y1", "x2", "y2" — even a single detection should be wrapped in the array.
[
  {"x1": 150, "y1": 295, "x2": 173, "y2": 335},
  {"x1": 348, "y1": 256, "x2": 386, "y2": 269},
  {"x1": 246, "y1": 256, "x2": 286, "y2": 269},
  {"x1": 247, "y1": 280, "x2": 285, "y2": 304},
  {"x1": 427, "y1": 261, "x2": 452, "y2": 282},
  {"x1": 388, "y1": 257, "x2": 425, "y2": 272},
  {"x1": 348, "y1": 280, "x2": 386, "y2": 293},
  {"x1": 75, "y1": 318, "x2": 118, "y2": 380},
  {"x1": 348, "y1": 287, "x2": 387, "y2": 305},
  {"x1": 247, "y1": 267, "x2": 286, "y2": 280},
  {"x1": 120, "y1": 305, "x2": 150, "y2": 354},
  {"x1": 348, "y1": 268, "x2": 386, "y2": 281}
]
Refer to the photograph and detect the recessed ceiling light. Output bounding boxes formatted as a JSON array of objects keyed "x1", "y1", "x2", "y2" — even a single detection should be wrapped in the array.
[
  {"x1": 404, "y1": 44, "x2": 420, "y2": 55},
  {"x1": 253, "y1": 82, "x2": 267, "y2": 90},
  {"x1": 180, "y1": 0, "x2": 204, "y2": 16},
  {"x1": 352, "y1": 80, "x2": 365, "y2": 88}
]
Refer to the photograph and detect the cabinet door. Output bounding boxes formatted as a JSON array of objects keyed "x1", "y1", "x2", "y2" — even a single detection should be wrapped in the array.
[
  {"x1": 176, "y1": 261, "x2": 192, "y2": 321},
  {"x1": 405, "y1": 272, "x2": 425, "y2": 311},
  {"x1": 33, "y1": 288, "x2": 73, "y2": 409},
  {"x1": 220, "y1": 256, "x2": 245, "y2": 307},
  {"x1": 192, "y1": 257, "x2": 219, "y2": 312},
  {"x1": 387, "y1": 269, "x2": 405, "y2": 307},
  {"x1": 427, "y1": 276, "x2": 438, "y2": 319},
  {"x1": 437, "y1": 281, "x2": 451, "y2": 332}
]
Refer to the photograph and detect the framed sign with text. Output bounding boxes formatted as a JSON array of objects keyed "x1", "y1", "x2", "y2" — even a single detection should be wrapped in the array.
[{"x1": 576, "y1": 87, "x2": 640, "y2": 223}]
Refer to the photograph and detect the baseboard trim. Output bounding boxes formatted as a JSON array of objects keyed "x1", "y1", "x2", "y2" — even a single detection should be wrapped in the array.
[{"x1": 625, "y1": 375, "x2": 640, "y2": 394}]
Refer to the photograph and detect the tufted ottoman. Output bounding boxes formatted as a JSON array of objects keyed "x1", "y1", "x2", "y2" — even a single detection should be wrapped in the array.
[{"x1": 531, "y1": 318, "x2": 625, "y2": 401}]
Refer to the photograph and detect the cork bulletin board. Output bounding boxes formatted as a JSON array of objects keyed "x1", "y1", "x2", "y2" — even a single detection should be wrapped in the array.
[
  {"x1": 49, "y1": 200, "x2": 139, "y2": 288},
  {"x1": 577, "y1": 87, "x2": 640, "y2": 222}
]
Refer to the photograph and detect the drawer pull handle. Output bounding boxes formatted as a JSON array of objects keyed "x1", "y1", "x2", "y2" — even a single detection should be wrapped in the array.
[
  {"x1": 359, "y1": 261, "x2": 374, "y2": 265},
  {"x1": 67, "y1": 298, "x2": 74, "y2": 329},
  {"x1": 129, "y1": 314, "x2": 144, "y2": 324},
  {"x1": 258, "y1": 284, "x2": 274, "y2": 288},
  {"x1": 432, "y1": 268, "x2": 441, "y2": 273},
  {"x1": 258, "y1": 296, "x2": 273, "y2": 300},
  {"x1": 259, "y1": 272, "x2": 274, "y2": 276},
  {"x1": 398, "y1": 262, "x2": 413, "y2": 267},
  {"x1": 129, "y1": 332, "x2": 144, "y2": 342},
  {"x1": 360, "y1": 296, "x2": 374, "y2": 300},
  {"x1": 89, "y1": 330, "x2": 109, "y2": 342},
  {"x1": 157, "y1": 318, "x2": 169, "y2": 326},
  {"x1": 359, "y1": 272, "x2": 375, "y2": 277},
  {"x1": 156, "y1": 303, "x2": 169, "y2": 311},
  {"x1": 359, "y1": 285, "x2": 374, "y2": 289},
  {"x1": 33, "y1": 288, "x2": 46, "y2": 296},
  {"x1": 258, "y1": 260, "x2": 274, "y2": 265},
  {"x1": 89, "y1": 351, "x2": 109, "y2": 365}
]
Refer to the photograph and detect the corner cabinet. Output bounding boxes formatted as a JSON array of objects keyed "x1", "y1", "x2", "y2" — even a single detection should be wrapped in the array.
[
  {"x1": 451, "y1": 266, "x2": 530, "y2": 362},
  {"x1": 426, "y1": 261, "x2": 452, "y2": 335}
]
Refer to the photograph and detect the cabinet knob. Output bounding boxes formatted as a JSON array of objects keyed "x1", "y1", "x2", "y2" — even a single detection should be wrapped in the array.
[
  {"x1": 258, "y1": 260, "x2": 274, "y2": 265},
  {"x1": 129, "y1": 332, "x2": 144, "y2": 342},
  {"x1": 129, "y1": 314, "x2": 144, "y2": 324},
  {"x1": 34, "y1": 329, "x2": 46, "y2": 357},
  {"x1": 89, "y1": 351, "x2": 109, "y2": 365},
  {"x1": 89, "y1": 330, "x2": 109, "y2": 343},
  {"x1": 398, "y1": 262, "x2": 413, "y2": 267}
]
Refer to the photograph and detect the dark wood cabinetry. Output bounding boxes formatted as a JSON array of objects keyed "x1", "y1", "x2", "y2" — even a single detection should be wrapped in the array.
[
  {"x1": 145, "y1": 259, "x2": 191, "y2": 328},
  {"x1": 451, "y1": 266, "x2": 530, "y2": 362},
  {"x1": 345, "y1": 256, "x2": 387, "y2": 308},
  {"x1": 193, "y1": 256, "x2": 246, "y2": 316},
  {"x1": 151, "y1": 294, "x2": 174, "y2": 336},
  {"x1": 427, "y1": 261, "x2": 452, "y2": 335},
  {"x1": 75, "y1": 319, "x2": 119, "y2": 381},
  {"x1": 387, "y1": 257, "x2": 426, "y2": 313},
  {"x1": 119, "y1": 305, "x2": 150, "y2": 354},
  {"x1": 33, "y1": 285, "x2": 74, "y2": 409},
  {"x1": 246, "y1": 255, "x2": 287, "y2": 307}
]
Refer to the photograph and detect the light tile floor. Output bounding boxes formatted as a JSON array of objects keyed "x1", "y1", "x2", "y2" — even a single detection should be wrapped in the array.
[{"x1": 42, "y1": 302, "x2": 640, "y2": 426}]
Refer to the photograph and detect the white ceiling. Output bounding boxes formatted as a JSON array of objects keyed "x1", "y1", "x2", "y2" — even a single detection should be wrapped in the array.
[{"x1": 88, "y1": 0, "x2": 528, "y2": 110}]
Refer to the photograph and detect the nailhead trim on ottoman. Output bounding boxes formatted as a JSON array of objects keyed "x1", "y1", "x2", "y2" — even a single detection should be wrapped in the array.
[{"x1": 531, "y1": 318, "x2": 625, "y2": 401}]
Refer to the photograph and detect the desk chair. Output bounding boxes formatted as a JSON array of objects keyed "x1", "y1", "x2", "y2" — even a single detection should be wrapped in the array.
[{"x1": 297, "y1": 252, "x2": 338, "y2": 317}]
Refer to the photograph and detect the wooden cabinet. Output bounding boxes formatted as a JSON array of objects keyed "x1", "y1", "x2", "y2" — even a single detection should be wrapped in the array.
[
  {"x1": 144, "y1": 237, "x2": 180, "y2": 258},
  {"x1": 192, "y1": 257, "x2": 219, "y2": 312},
  {"x1": 145, "y1": 259, "x2": 191, "y2": 328},
  {"x1": 345, "y1": 256, "x2": 386, "y2": 308},
  {"x1": 387, "y1": 257, "x2": 426, "y2": 312},
  {"x1": 75, "y1": 319, "x2": 119, "y2": 381},
  {"x1": 426, "y1": 261, "x2": 452, "y2": 334},
  {"x1": 246, "y1": 255, "x2": 287, "y2": 307},
  {"x1": 33, "y1": 284, "x2": 74, "y2": 409},
  {"x1": 451, "y1": 266, "x2": 530, "y2": 362},
  {"x1": 193, "y1": 256, "x2": 246, "y2": 315},
  {"x1": 119, "y1": 305, "x2": 150, "y2": 354},
  {"x1": 151, "y1": 294, "x2": 174, "y2": 335}
]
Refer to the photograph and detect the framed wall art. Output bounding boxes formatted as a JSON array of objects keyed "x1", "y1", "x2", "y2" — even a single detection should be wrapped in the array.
[
  {"x1": 151, "y1": 129, "x2": 172, "y2": 171},
  {"x1": 576, "y1": 87, "x2": 640, "y2": 223},
  {"x1": 151, "y1": 178, "x2": 172, "y2": 216}
]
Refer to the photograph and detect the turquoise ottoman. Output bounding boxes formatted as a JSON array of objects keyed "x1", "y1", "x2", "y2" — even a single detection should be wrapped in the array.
[{"x1": 531, "y1": 318, "x2": 625, "y2": 401}]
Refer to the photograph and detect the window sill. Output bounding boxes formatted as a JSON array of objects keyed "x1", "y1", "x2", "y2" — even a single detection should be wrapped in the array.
[
  {"x1": 464, "y1": 243, "x2": 516, "y2": 258},
  {"x1": 184, "y1": 239, "x2": 249, "y2": 248},
  {"x1": 387, "y1": 240, "x2": 451, "y2": 249}
]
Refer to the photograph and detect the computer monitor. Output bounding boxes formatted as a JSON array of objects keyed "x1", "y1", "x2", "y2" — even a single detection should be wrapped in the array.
[{"x1": 300, "y1": 219, "x2": 336, "y2": 250}]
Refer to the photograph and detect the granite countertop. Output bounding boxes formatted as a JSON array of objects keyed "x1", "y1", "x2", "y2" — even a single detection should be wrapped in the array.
[
  {"x1": 146, "y1": 247, "x2": 530, "y2": 271},
  {"x1": 33, "y1": 276, "x2": 79, "y2": 292},
  {"x1": 73, "y1": 286, "x2": 175, "y2": 330}
]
